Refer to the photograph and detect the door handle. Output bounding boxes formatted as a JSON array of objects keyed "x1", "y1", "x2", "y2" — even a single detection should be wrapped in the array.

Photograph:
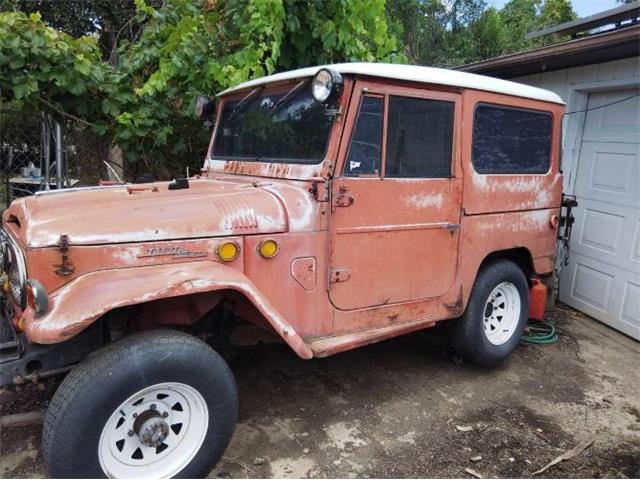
[{"x1": 441, "y1": 223, "x2": 460, "y2": 232}]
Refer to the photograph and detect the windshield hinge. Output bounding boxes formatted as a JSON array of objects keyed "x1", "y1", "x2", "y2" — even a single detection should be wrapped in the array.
[{"x1": 326, "y1": 105, "x2": 343, "y2": 121}]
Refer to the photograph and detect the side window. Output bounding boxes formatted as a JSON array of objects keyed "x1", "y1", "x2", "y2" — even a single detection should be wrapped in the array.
[
  {"x1": 386, "y1": 96, "x2": 454, "y2": 178},
  {"x1": 472, "y1": 104, "x2": 552, "y2": 174},
  {"x1": 344, "y1": 96, "x2": 383, "y2": 176}
]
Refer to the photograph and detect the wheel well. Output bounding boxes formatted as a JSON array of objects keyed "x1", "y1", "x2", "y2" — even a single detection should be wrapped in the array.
[
  {"x1": 480, "y1": 248, "x2": 535, "y2": 284},
  {"x1": 101, "y1": 290, "x2": 275, "y2": 344}
]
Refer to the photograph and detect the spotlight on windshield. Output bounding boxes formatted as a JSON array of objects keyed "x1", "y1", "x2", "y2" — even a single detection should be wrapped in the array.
[
  {"x1": 311, "y1": 68, "x2": 343, "y2": 104},
  {"x1": 195, "y1": 95, "x2": 216, "y2": 120}
]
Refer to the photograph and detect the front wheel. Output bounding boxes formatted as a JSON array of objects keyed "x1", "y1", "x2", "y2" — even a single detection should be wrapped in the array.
[
  {"x1": 43, "y1": 330, "x2": 238, "y2": 478},
  {"x1": 449, "y1": 259, "x2": 529, "y2": 365}
]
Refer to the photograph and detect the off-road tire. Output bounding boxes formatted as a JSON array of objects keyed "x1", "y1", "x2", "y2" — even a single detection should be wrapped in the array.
[
  {"x1": 449, "y1": 259, "x2": 529, "y2": 365},
  {"x1": 42, "y1": 330, "x2": 238, "y2": 478}
]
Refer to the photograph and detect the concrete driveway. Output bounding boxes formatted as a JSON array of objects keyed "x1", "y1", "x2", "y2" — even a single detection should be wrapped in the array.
[{"x1": 1, "y1": 304, "x2": 639, "y2": 478}]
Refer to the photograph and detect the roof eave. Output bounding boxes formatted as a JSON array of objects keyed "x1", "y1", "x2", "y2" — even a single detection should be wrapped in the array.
[{"x1": 458, "y1": 24, "x2": 640, "y2": 79}]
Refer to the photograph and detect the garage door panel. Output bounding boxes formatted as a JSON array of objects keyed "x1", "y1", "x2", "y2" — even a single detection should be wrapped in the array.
[
  {"x1": 579, "y1": 208, "x2": 623, "y2": 254},
  {"x1": 582, "y1": 89, "x2": 639, "y2": 143},
  {"x1": 570, "y1": 198, "x2": 639, "y2": 273},
  {"x1": 561, "y1": 252, "x2": 640, "y2": 340},
  {"x1": 574, "y1": 142, "x2": 639, "y2": 208},
  {"x1": 633, "y1": 220, "x2": 640, "y2": 263},
  {"x1": 621, "y1": 282, "x2": 640, "y2": 329},
  {"x1": 565, "y1": 258, "x2": 613, "y2": 312}
]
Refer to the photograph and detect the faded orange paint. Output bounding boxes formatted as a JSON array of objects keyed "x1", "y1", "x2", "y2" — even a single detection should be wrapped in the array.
[{"x1": 1, "y1": 70, "x2": 564, "y2": 359}]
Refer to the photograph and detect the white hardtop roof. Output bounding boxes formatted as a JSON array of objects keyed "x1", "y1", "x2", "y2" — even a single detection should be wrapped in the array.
[{"x1": 219, "y1": 62, "x2": 564, "y2": 105}]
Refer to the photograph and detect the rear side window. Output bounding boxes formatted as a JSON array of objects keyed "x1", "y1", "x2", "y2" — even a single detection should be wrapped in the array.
[
  {"x1": 472, "y1": 104, "x2": 552, "y2": 174},
  {"x1": 386, "y1": 96, "x2": 454, "y2": 178},
  {"x1": 344, "y1": 96, "x2": 384, "y2": 176}
]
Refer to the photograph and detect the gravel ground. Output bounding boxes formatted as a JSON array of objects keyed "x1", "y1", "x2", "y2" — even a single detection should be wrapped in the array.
[{"x1": 1, "y1": 304, "x2": 639, "y2": 478}]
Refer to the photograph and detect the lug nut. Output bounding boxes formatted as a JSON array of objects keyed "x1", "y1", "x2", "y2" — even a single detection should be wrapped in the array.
[
  {"x1": 150, "y1": 404, "x2": 156, "y2": 410},
  {"x1": 132, "y1": 413, "x2": 138, "y2": 418},
  {"x1": 128, "y1": 430, "x2": 134, "y2": 437},
  {"x1": 162, "y1": 412, "x2": 169, "y2": 418}
]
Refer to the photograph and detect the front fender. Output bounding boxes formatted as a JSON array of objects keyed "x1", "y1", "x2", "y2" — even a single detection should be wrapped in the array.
[{"x1": 19, "y1": 262, "x2": 313, "y2": 359}]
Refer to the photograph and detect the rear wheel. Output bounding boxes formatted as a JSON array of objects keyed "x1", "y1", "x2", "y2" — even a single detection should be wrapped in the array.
[
  {"x1": 43, "y1": 330, "x2": 238, "y2": 478},
  {"x1": 449, "y1": 260, "x2": 529, "y2": 365}
]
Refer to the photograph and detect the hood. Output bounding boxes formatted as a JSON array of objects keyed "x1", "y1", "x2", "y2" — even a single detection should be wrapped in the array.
[{"x1": 3, "y1": 179, "x2": 289, "y2": 248}]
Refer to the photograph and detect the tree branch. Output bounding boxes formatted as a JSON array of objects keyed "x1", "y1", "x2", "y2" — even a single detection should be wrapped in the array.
[{"x1": 37, "y1": 96, "x2": 99, "y2": 128}]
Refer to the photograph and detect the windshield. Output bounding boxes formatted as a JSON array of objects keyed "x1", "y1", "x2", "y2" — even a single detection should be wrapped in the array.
[{"x1": 211, "y1": 85, "x2": 334, "y2": 164}]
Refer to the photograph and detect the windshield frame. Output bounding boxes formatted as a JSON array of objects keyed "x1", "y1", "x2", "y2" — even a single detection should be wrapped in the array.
[{"x1": 208, "y1": 81, "x2": 335, "y2": 166}]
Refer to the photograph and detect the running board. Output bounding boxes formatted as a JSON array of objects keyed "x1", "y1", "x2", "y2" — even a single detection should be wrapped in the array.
[{"x1": 308, "y1": 317, "x2": 437, "y2": 358}]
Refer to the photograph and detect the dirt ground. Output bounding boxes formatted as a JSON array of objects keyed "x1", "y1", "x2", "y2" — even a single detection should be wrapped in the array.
[{"x1": 1, "y1": 304, "x2": 639, "y2": 479}]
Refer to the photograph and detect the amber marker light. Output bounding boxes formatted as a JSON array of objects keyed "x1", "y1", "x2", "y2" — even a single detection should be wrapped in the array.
[
  {"x1": 258, "y1": 239, "x2": 279, "y2": 259},
  {"x1": 216, "y1": 241, "x2": 240, "y2": 262}
]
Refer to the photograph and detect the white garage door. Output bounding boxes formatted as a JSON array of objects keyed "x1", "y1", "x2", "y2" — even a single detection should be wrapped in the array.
[{"x1": 560, "y1": 88, "x2": 640, "y2": 341}]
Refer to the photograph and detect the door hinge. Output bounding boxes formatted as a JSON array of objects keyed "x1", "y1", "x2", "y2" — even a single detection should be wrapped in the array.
[
  {"x1": 329, "y1": 267, "x2": 351, "y2": 283},
  {"x1": 309, "y1": 179, "x2": 330, "y2": 202}
]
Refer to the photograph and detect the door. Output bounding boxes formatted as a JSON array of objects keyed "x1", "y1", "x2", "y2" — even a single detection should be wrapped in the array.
[
  {"x1": 329, "y1": 81, "x2": 462, "y2": 310},
  {"x1": 560, "y1": 88, "x2": 640, "y2": 340}
]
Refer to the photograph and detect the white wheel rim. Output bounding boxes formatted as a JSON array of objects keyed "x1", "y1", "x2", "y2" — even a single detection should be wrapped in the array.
[
  {"x1": 98, "y1": 382, "x2": 209, "y2": 479},
  {"x1": 482, "y1": 282, "x2": 521, "y2": 346}
]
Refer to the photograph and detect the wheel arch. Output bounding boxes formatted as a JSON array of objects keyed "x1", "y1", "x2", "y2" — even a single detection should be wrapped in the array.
[
  {"x1": 19, "y1": 262, "x2": 313, "y2": 359},
  {"x1": 480, "y1": 247, "x2": 535, "y2": 284}
]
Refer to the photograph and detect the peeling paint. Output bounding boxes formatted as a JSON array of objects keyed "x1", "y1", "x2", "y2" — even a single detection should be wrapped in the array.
[{"x1": 405, "y1": 193, "x2": 444, "y2": 209}]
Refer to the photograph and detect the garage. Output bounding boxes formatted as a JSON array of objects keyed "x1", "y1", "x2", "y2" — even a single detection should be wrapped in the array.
[
  {"x1": 459, "y1": 2, "x2": 640, "y2": 341},
  {"x1": 560, "y1": 89, "x2": 639, "y2": 340}
]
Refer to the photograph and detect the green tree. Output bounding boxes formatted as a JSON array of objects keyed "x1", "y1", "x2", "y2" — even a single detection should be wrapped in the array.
[
  {"x1": 0, "y1": 0, "x2": 402, "y2": 179},
  {"x1": 538, "y1": 0, "x2": 576, "y2": 29},
  {"x1": 386, "y1": 0, "x2": 449, "y2": 65},
  {"x1": 0, "y1": 0, "x2": 160, "y2": 62},
  {"x1": 468, "y1": 7, "x2": 507, "y2": 60},
  {"x1": 499, "y1": 0, "x2": 542, "y2": 52}
]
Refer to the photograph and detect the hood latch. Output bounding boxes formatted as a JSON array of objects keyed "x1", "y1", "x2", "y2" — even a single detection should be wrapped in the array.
[{"x1": 54, "y1": 234, "x2": 75, "y2": 276}]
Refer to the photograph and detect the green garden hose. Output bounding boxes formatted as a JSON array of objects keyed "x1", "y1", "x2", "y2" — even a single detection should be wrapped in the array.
[{"x1": 521, "y1": 320, "x2": 558, "y2": 344}]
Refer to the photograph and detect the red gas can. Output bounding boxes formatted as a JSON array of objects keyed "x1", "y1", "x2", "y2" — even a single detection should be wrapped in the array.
[{"x1": 528, "y1": 278, "x2": 547, "y2": 321}]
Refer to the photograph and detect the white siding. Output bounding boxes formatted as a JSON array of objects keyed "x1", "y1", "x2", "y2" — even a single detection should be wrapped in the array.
[{"x1": 515, "y1": 57, "x2": 639, "y2": 105}]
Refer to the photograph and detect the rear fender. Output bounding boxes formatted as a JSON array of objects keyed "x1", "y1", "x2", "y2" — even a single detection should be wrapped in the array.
[{"x1": 19, "y1": 262, "x2": 313, "y2": 359}]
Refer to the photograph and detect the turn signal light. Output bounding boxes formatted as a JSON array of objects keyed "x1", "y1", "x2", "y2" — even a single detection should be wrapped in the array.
[
  {"x1": 216, "y1": 241, "x2": 239, "y2": 262},
  {"x1": 258, "y1": 239, "x2": 279, "y2": 259}
]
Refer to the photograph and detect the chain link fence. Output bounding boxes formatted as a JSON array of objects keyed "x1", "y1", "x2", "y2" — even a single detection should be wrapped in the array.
[{"x1": 0, "y1": 109, "x2": 105, "y2": 209}]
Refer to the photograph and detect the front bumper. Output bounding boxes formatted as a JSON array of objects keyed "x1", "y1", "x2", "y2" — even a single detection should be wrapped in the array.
[{"x1": 0, "y1": 299, "x2": 103, "y2": 388}]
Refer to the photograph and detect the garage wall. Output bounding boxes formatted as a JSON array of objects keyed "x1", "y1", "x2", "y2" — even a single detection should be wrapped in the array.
[
  {"x1": 513, "y1": 57, "x2": 640, "y2": 340},
  {"x1": 514, "y1": 57, "x2": 639, "y2": 189}
]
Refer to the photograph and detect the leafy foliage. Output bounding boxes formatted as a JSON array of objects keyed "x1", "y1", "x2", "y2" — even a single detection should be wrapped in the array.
[
  {"x1": 388, "y1": 0, "x2": 577, "y2": 66},
  {"x1": 1, "y1": 0, "x2": 578, "y2": 179},
  {"x1": 0, "y1": 0, "x2": 401, "y2": 179}
]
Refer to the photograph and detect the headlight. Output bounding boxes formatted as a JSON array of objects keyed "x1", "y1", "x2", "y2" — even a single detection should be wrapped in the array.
[{"x1": 311, "y1": 68, "x2": 344, "y2": 104}]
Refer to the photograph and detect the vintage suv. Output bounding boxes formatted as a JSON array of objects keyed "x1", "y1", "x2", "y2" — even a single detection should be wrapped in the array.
[{"x1": 0, "y1": 63, "x2": 566, "y2": 478}]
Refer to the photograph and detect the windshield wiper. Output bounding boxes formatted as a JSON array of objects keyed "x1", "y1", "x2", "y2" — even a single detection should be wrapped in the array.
[
  {"x1": 267, "y1": 80, "x2": 307, "y2": 117},
  {"x1": 226, "y1": 86, "x2": 263, "y2": 123}
]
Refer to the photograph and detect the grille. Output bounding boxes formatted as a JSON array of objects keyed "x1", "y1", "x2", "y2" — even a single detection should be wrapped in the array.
[{"x1": 1, "y1": 232, "x2": 25, "y2": 308}]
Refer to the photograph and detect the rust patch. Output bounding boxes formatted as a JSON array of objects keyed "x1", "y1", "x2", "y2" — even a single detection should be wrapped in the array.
[{"x1": 444, "y1": 285, "x2": 463, "y2": 314}]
